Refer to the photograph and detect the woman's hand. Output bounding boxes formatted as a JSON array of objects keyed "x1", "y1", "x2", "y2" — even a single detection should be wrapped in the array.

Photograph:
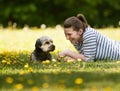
[
  {"x1": 58, "y1": 49, "x2": 70, "y2": 57},
  {"x1": 57, "y1": 49, "x2": 85, "y2": 61},
  {"x1": 57, "y1": 49, "x2": 76, "y2": 61},
  {"x1": 57, "y1": 49, "x2": 71, "y2": 61}
]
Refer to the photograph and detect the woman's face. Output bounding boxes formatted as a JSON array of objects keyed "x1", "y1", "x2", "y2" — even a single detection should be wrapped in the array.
[{"x1": 64, "y1": 27, "x2": 83, "y2": 44}]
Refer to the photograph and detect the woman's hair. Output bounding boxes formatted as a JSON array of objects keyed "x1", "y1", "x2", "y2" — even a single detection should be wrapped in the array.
[{"x1": 64, "y1": 14, "x2": 88, "y2": 32}]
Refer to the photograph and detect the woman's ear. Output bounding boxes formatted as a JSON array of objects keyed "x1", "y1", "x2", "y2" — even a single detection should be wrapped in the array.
[{"x1": 78, "y1": 29, "x2": 83, "y2": 35}]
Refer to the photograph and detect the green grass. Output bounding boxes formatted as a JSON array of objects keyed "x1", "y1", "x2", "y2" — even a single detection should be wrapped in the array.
[{"x1": 0, "y1": 27, "x2": 120, "y2": 91}]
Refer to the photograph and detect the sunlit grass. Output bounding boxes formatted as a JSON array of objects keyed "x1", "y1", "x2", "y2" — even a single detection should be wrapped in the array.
[
  {"x1": 98, "y1": 27, "x2": 120, "y2": 41},
  {"x1": 0, "y1": 27, "x2": 120, "y2": 91},
  {"x1": 0, "y1": 27, "x2": 73, "y2": 52}
]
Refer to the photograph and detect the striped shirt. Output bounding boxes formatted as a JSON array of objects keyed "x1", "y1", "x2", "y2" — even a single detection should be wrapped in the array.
[{"x1": 74, "y1": 27, "x2": 120, "y2": 61}]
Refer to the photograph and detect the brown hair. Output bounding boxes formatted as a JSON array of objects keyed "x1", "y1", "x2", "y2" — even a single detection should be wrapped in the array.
[
  {"x1": 64, "y1": 13, "x2": 88, "y2": 32},
  {"x1": 76, "y1": 14, "x2": 88, "y2": 28},
  {"x1": 64, "y1": 14, "x2": 88, "y2": 44}
]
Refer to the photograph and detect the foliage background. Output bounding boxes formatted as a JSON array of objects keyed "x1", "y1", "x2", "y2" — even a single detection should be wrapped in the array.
[{"x1": 0, "y1": 0, "x2": 120, "y2": 28}]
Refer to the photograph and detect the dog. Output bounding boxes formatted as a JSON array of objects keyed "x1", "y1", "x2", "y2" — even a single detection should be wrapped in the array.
[{"x1": 30, "y1": 36, "x2": 55, "y2": 62}]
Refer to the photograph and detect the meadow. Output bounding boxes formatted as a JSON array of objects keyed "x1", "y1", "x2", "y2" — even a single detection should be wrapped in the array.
[{"x1": 0, "y1": 26, "x2": 120, "y2": 91}]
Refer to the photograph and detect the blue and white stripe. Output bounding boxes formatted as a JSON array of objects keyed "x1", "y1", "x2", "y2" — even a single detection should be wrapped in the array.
[{"x1": 74, "y1": 27, "x2": 120, "y2": 61}]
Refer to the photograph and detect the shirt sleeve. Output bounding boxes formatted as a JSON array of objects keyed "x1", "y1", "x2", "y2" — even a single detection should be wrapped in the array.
[{"x1": 83, "y1": 32, "x2": 97, "y2": 61}]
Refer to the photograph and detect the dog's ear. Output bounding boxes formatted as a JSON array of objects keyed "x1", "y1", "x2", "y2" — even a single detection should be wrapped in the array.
[{"x1": 35, "y1": 39, "x2": 42, "y2": 48}]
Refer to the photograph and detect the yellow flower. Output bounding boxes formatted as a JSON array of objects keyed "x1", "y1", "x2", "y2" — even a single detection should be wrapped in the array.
[
  {"x1": 42, "y1": 61, "x2": 46, "y2": 64},
  {"x1": 14, "y1": 83, "x2": 24, "y2": 90},
  {"x1": 28, "y1": 67, "x2": 33, "y2": 72},
  {"x1": 66, "y1": 70, "x2": 72, "y2": 74},
  {"x1": 53, "y1": 64, "x2": 57, "y2": 67},
  {"x1": 91, "y1": 86, "x2": 98, "y2": 91},
  {"x1": 7, "y1": 60, "x2": 11, "y2": 64},
  {"x1": 52, "y1": 59, "x2": 56, "y2": 62},
  {"x1": 53, "y1": 71, "x2": 59, "y2": 75},
  {"x1": 104, "y1": 86, "x2": 111, "y2": 91},
  {"x1": 24, "y1": 63, "x2": 29, "y2": 68},
  {"x1": 6, "y1": 77, "x2": 14, "y2": 84},
  {"x1": 74, "y1": 78, "x2": 83, "y2": 85},
  {"x1": 2, "y1": 60, "x2": 7, "y2": 63},
  {"x1": 42, "y1": 60, "x2": 50, "y2": 64},
  {"x1": 77, "y1": 59, "x2": 82, "y2": 62},
  {"x1": 19, "y1": 70, "x2": 25, "y2": 75},
  {"x1": 31, "y1": 86, "x2": 39, "y2": 91},
  {"x1": 57, "y1": 55, "x2": 64, "y2": 60},
  {"x1": 45, "y1": 60, "x2": 50, "y2": 64},
  {"x1": 13, "y1": 60, "x2": 17, "y2": 64},
  {"x1": 42, "y1": 83, "x2": 49, "y2": 88},
  {"x1": 67, "y1": 59, "x2": 73, "y2": 63}
]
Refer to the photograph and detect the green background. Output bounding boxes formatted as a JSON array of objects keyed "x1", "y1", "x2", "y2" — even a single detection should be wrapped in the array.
[{"x1": 0, "y1": 0, "x2": 120, "y2": 28}]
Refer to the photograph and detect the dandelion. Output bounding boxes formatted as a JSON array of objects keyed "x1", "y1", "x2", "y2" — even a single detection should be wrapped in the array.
[
  {"x1": 104, "y1": 86, "x2": 112, "y2": 91},
  {"x1": 53, "y1": 64, "x2": 57, "y2": 67},
  {"x1": 46, "y1": 60, "x2": 50, "y2": 63},
  {"x1": 6, "y1": 77, "x2": 14, "y2": 84},
  {"x1": 42, "y1": 61, "x2": 46, "y2": 64},
  {"x1": 13, "y1": 60, "x2": 17, "y2": 64},
  {"x1": 77, "y1": 58, "x2": 82, "y2": 62},
  {"x1": 42, "y1": 60, "x2": 50, "y2": 64},
  {"x1": 7, "y1": 60, "x2": 11, "y2": 65},
  {"x1": 19, "y1": 70, "x2": 25, "y2": 75},
  {"x1": 24, "y1": 63, "x2": 29, "y2": 68},
  {"x1": 67, "y1": 59, "x2": 73, "y2": 63},
  {"x1": 28, "y1": 67, "x2": 33, "y2": 72},
  {"x1": 52, "y1": 59, "x2": 56, "y2": 62},
  {"x1": 57, "y1": 55, "x2": 64, "y2": 60},
  {"x1": 53, "y1": 71, "x2": 59, "y2": 75},
  {"x1": 66, "y1": 70, "x2": 72, "y2": 74},
  {"x1": 31, "y1": 86, "x2": 39, "y2": 91},
  {"x1": 14, "y1": 83, "x2": 24, "y2": 90},
  {"x1": 74, "y1": 78, "x2": 83, "y2": 85},
  {"x1": 2, "y1": 60, "x2": 7, "y2": 63},
  {"x1": 42, "y1": 83, "x2": 49, "y2": 88},
  {"x1": 91, "y1": 86, "x2": 98, "y2": 91}
]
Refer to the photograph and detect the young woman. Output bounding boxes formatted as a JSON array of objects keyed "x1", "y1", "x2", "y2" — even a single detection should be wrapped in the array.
[{"x1": 58, "y1": 14, "x2": 120, "y2": 61}]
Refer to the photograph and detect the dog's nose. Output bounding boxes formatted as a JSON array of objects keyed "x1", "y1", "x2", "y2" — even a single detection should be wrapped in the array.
[{"x1": 51, "y1": 45, "x2": 55, "y2": 51}]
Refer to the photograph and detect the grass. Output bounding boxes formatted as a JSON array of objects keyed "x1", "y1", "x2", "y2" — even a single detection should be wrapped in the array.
[{"x1": 0, "y1": 27, "x2": 120, "y2": 91}]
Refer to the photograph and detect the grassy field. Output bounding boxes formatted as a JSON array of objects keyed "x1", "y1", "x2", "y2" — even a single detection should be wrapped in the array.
[{"x1": 0, "y1": 27, "x2": 120, "y2": 91}]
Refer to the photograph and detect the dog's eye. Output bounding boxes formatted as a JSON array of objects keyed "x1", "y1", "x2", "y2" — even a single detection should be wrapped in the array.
[{"x1": 45, "y1": 41, "x2": 50, "y2": 44}]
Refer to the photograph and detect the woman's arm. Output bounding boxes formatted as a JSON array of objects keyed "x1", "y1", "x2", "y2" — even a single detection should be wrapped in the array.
[{"x1": 58, "y1": 49, "x2": 85, "y2": 61}]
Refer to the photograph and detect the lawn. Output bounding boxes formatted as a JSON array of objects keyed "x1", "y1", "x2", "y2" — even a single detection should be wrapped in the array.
[{"x1": 0, "y1": 27, "x2": 120, "y2": 91}]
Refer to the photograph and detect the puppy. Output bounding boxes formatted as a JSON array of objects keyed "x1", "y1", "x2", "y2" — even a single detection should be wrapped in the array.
[{"x1": 30, "y1": 36, "x2": 55, "y2": 62}]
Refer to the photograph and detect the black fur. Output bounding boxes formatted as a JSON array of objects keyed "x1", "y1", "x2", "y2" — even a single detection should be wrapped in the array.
[
  {"x1": 30, "y1": 49, "x2": 52, "y2": 62},
  {"x1": 30, "y1": 36, "x2": 55, "y2": 62}
]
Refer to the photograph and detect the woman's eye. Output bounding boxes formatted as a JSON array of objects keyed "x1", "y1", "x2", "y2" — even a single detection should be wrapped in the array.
[{"x1": 67, "y1": 34, "x2": 71, "y2": 36}]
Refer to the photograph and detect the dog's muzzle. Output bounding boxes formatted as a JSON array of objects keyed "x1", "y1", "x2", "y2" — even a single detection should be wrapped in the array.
[{"x1": 49, "y1": 45, "x2": 55, "y2": 51}]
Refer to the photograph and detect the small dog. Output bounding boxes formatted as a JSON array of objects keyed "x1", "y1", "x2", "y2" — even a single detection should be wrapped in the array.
[{"x1": 30, "y1": 36, "x2": 55, "y2": 62}]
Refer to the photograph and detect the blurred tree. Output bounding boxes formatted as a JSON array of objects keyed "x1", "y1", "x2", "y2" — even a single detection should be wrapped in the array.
[{"x1": 0, "y1": 0, "x2": 120, "y2": 28}]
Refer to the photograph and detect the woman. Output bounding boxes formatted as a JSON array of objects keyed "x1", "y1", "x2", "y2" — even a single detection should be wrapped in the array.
[{"x1": 58, "y1": 14, "x2": 120, "y2": 61}]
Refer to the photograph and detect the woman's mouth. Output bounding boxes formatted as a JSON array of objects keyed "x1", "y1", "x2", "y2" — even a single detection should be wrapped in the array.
[{"x1": 69, "y1": 39, "x2": 75, "y2": 44}]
